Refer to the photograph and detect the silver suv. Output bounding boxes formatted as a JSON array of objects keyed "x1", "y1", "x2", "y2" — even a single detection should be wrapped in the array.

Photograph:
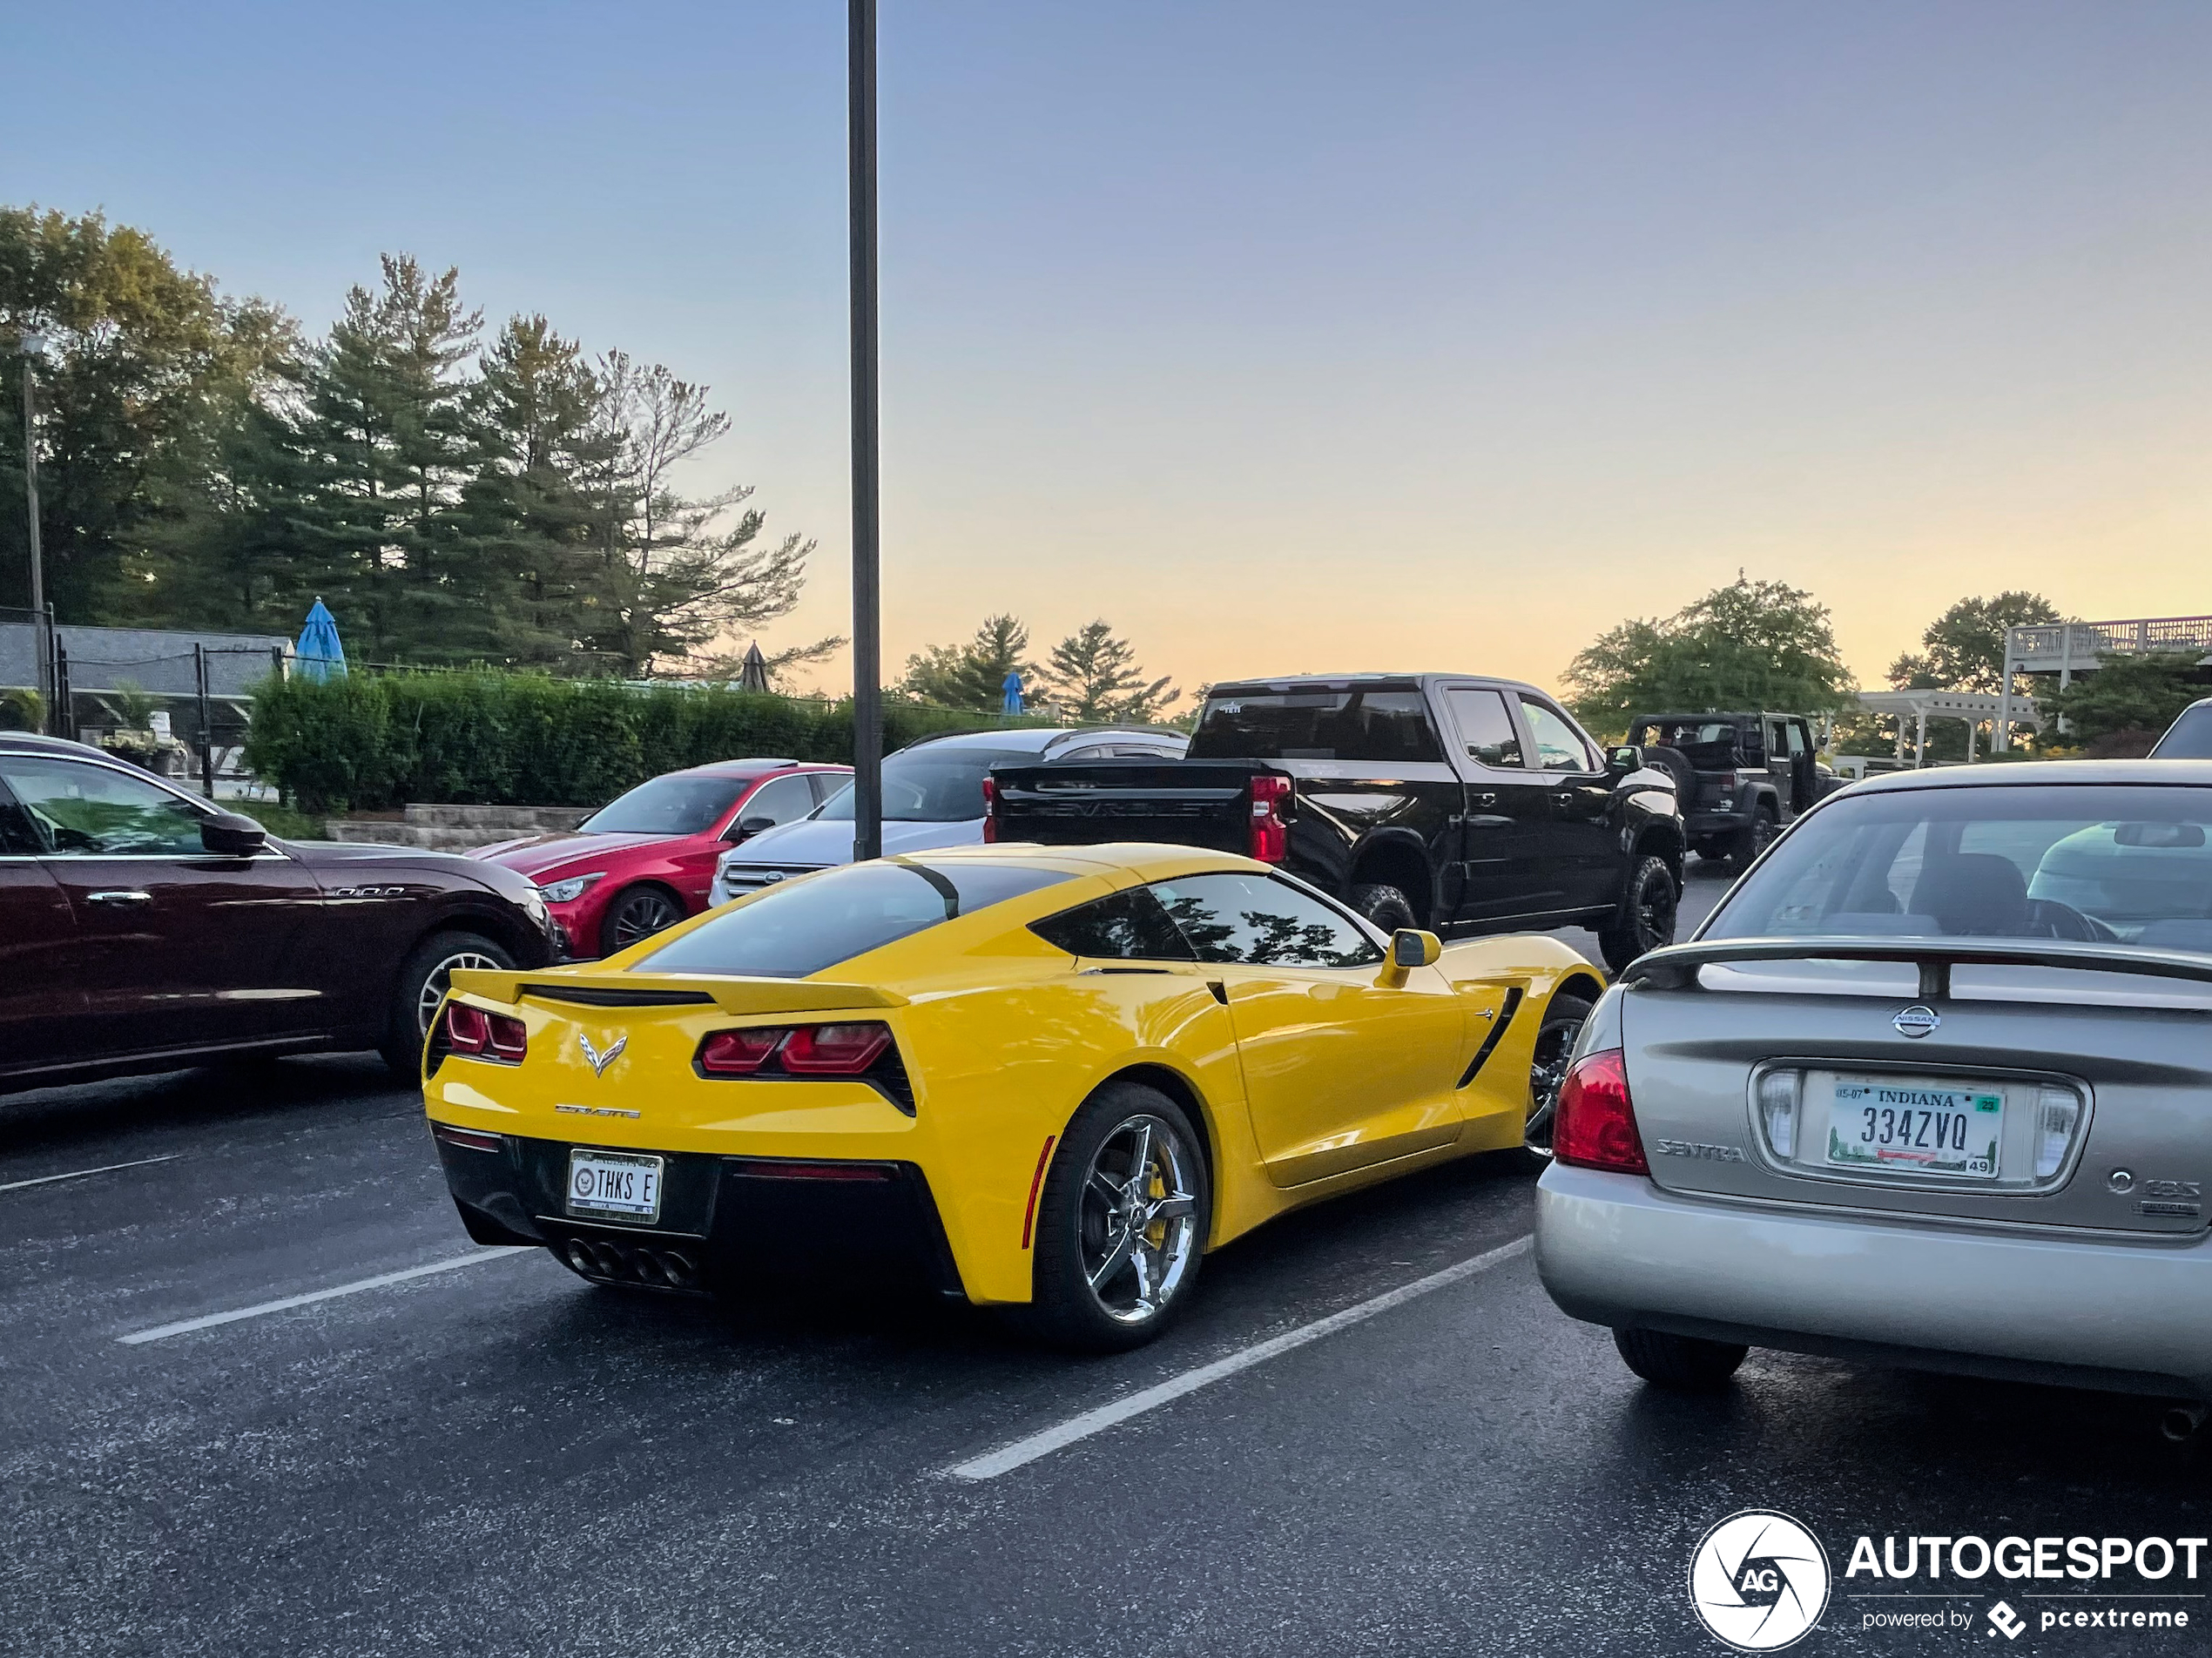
[{"x1": 1535, "y1": 760, "x2": 2212, "y2": 1409}]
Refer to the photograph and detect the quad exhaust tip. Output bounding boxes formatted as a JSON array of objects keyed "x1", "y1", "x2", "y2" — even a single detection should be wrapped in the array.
[{"x1": 563, "y1": 1237, "x2": 700, "y2": 1291}]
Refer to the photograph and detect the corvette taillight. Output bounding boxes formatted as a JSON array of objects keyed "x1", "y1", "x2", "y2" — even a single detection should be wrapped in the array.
[
  {"x1": 1552, "y1": 1048, "x2": 1649, "y2": 1175},
  {"x1": 1249, "y1": 774, "x2": 1291, "y2": 863},
  {"x1": 442, "y1": 1002, "x2": 527, "y2": 1064},
  {"x1": 981, "y1": 777, "x2": 999, "y2": 845},
  {"x1": 696, "y1": 1021, "x2": 895, "y2": 1077}
]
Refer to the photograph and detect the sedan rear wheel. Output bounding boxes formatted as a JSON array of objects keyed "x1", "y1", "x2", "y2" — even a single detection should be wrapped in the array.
[
  {"x1": 1518, "y1": 994, "x2": 1593, "y2": 1168},
  {"x1": 600, "y1": 885, "x2": 686, "y2": 956},
  {"x1": 1022, "y1": 1082, "x2": 1210, "y2": 1351},
  {"x1": 1614, "y1": 1327, "x2": 1748, "y2": 1392}
]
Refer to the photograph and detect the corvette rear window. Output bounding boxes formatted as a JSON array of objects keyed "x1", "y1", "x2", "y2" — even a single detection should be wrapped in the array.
[{"x1": 636, "y1": 859, "x2": 1074, "y2": 978}]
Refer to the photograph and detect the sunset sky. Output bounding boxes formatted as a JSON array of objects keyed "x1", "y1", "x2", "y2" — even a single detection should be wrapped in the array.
[{"x1": 12, "y1": 2, "x2": 2212, "y2": 703}]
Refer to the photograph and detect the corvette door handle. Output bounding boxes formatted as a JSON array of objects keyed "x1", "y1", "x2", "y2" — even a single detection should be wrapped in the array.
[{"x1": 86, "y1": 889, "x2": 153, "y2": 905}]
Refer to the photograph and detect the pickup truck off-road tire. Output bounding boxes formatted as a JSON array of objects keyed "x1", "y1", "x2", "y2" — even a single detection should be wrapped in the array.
[
  {"x1": 1614, "y1": 1327, "x2": 1748, "y2": 1392},
  {"x1": 1020, "y1": 1081, "x2": 1211, "y2": 1353},
  {"x1": 1596, "y1": 855, "x2": 1678, "y2": 975},
  {"x1": 1729, "y1": 804, "x2": 1778, "y2": 870},
  {"x1": 1349, "y1": 883, "x2": 1418, "y2": 933},
  {"x1": 381, "y1": 929, "x2": 518, "y2": 1076}
]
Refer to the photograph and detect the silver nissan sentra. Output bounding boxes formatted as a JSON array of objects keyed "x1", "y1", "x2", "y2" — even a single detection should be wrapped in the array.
[{"x1": 1535, "y1": 759, "x2": 2212, "y2": 1409}]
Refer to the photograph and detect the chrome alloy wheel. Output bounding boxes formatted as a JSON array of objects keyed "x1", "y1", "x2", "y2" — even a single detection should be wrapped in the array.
[
  {"x1": 1079, "y1": 1114, "x2": 1201, "y2": 1326},
  {"x1": 417, "y1": 950, "x2": 500, "y2": 1035},
  {"x1": 1524, "y1": 1023, "x2": 1576, "y2": 1159},
  {"x1": 608, "y1": 887, "x2": 685, "y2": 952}
]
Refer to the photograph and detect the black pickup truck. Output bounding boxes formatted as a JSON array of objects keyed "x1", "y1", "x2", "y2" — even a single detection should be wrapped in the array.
[{"x1": 988, "y1": 673, "x2": 1687, "y2": 973}]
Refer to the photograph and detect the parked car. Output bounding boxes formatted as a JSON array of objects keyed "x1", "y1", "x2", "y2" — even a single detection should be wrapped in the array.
[
  {"x1": 708, "y1": 725, "x2": 1188, "y2": 906},
  {"x1": 426, "y1": 842, "x2": 1604, "y2": 1348},
  {"x1": 1534, "y1": 759, "x2": 2212, "y2": 1412},
  {"x1": 471, "y1": 759, "x2": 849, "y2": 958},
  {"x1": 985, "y1": 674, "x2": 1686, "y2": 974},
  {"x1": 0, "y1": 731, "x2": 557, "y2": 1088},
  {"x1": 2152, "y1": 698, "x2": 2212, "y2": 758},
  {"x1": 1623, "y1": 711, "x2": 1844, "y2": 866}
]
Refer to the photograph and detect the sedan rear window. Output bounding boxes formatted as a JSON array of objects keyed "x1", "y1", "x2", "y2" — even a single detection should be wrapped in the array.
[
  {"x1": 1708, "y1": 784, "x2": 2212, "y2": 952},
  {"x1": 636, "y1": 859, "x2": 1074, "y2": 978}
]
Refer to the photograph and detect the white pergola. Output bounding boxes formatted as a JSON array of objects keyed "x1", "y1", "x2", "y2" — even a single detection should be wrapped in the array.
[{"x1": 1854, "y1": 689, "x2": 2034, "y2": 766}]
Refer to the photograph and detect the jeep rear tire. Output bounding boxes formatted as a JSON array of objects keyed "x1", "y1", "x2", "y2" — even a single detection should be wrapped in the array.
[{"x1": 1730, "y1": 804, "x2": 1779, "y2": 869}]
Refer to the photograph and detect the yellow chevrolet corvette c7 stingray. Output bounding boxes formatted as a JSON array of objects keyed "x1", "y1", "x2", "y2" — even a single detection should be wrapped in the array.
[{"x1": 424, "y1": 843, "x2": 1603, "y2": 1349}]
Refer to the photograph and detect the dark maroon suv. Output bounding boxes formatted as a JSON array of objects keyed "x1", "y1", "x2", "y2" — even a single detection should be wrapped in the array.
[{"x1": 0, "y1": 732, "x2": 557, "y2": 1089}]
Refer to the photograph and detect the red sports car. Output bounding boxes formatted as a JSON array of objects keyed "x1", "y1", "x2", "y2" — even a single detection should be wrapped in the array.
[{"x1": 469, "y1": 759, "x2": 849, "y2": 958}]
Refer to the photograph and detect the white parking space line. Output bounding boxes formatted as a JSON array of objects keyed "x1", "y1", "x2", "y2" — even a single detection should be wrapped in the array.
[
  {"x1": 1, "y1": 1154, "x2": 182, "y2": 1194},
  {"x1": 118, "y1": 1247, "x2": 535, "y2": 1345},
  {"x1": 947, "y1": 1233, "x2": 1533, "y2": 1481}
]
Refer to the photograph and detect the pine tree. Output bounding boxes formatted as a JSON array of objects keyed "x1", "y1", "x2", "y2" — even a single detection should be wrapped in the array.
[
  {"x1": 898, "y1": 616, "x2": 1043, "y2": 711},
  {"x1": 1040, "y1": 619, "x2": 1178, "y2": 723}
]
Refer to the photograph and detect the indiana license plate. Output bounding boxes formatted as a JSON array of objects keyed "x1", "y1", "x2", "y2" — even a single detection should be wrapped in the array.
[
  {"x1": 566, "y1": 1149, "x2": 664, "y2": 1221},
  {"x1": 1825, "y1": 1079, "x2": 2002, "y2": 1178}
]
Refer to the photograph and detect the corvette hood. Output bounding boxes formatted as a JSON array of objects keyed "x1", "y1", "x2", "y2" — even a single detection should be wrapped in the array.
[
  {"x1": 472, "y1": 831, "x2": 676, "y2": 876},
  {"x1": 720, "y1": 816, "x2": 982, "y2": 871}
]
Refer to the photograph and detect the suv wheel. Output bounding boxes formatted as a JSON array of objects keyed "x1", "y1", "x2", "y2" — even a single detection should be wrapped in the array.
[
  {"x1": 1597, "y1": 855, "x2": 1678, "y2": 974},
  {"x1": 382, "y1": 930, "x2": 516, "y2": 1075},
  {"x1": 1350, "y1": 883, "x2": 1418, "y2": 934}
]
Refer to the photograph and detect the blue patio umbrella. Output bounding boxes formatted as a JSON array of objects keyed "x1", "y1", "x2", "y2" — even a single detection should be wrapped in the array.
[
  {"x1": 295, "y1": 598, "x2": 347, "y2": 682},
  {"x1": 1001, "y1": 671, "x2": 1023, "y2": 715}
]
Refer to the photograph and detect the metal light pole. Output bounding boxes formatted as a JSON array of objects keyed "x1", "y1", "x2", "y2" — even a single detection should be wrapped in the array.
[
  {"x1": 848, "y1": 0, "x2": 884, "y2": 862},
  {"x1": 17, "y1": 333, "x2": 48, "y2": 733}
]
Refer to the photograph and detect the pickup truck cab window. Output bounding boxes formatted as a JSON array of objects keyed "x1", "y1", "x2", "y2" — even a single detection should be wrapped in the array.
[
  {"x1": 1150, "y1": 872, "x2": 1384, "y2": 967},
  {"x1": 1190, "y1": 689, "x2": 1442, "y2": 765},
  {"x1": 1446, "y1": 688, "x2": 1524, "y2": 768},
  {"x1": 1519, "y1": 698, "x2": 1598, "y2": 772}
]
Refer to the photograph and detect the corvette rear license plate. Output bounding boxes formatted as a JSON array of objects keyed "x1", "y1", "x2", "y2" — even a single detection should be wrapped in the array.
[
  {"x1": 1825, "y1": 1078, "x2": 2002, "y2": 1178},
  {"x1": 566, "y1": 1149, "x2": 664, "y2": 1221}
]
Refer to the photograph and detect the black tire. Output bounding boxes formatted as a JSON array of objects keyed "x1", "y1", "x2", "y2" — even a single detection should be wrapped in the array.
[
  {"x1": 1729, "y1": 805, "x2": 1779, "y2": 870},
  {"x1": 599, "y1": 884, "x2": 688, "y2": 957},
  {"x1": 1643, "y1": 745, "x2": 1699, "y2": 803},
  {"x1": 1614, "y1": 1327, "x2": 1749, "y2": 1391},
  {"x1": 1517, "y1": 994, "x2": 1593, "y2": 1169},
  {"x1": 1349, "y1": 883, "x2": 1418, "y2": 934},
  {"x1": 1021, "y1": 1081, "x2": 1211, "y2": 1353},
  {"x1": 381, "y1": 930, "x2": 517, "y2": 1076},
  {"x1": 1597, "y1": 854, "x2": 1678, "y2": 975}
]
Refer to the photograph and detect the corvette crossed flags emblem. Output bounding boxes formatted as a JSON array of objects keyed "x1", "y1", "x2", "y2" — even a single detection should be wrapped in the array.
[{"x1": 578, "y1": 1032, "x2": 628, "y2": 1077}]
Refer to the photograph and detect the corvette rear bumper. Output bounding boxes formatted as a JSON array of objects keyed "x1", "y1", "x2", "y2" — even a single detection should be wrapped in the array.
[
  {"x1": 1535, "y1": 1162, "x2": 2212, "y2": 1400},
  {"x1": 434, "y1": 1133, "x2": 966, "y2": 1300}
]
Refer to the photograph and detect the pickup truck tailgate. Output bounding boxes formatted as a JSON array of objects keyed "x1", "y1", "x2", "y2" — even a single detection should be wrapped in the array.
[{"x1": 988, "y1": 760, "x2": 1273, "y2": 854}]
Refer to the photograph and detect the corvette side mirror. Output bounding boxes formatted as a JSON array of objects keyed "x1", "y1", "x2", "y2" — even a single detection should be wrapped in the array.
[{"x1": 1391, "y1": 928, "x2": 1442, "y2": 969}]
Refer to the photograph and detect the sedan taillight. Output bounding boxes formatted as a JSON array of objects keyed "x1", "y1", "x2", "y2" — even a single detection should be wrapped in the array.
[
  {"x1": 443, "y1": 1002, "x2": 528, "y2": 1063},
  {"x1": 1249, "y1": 774, "x2": 1291, "y2": 863},
  {"x1": 1552, "y1": 1048, "x2": 1649, "y2": 1175}
]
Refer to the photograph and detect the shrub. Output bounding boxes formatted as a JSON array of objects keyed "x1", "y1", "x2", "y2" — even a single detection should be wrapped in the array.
[
  {"x1": 241, "y1": 671, "x2": 1045, "y2": 812},
  {"x1": 0, "y1": 688, "x2": 43, "y2": 731}
]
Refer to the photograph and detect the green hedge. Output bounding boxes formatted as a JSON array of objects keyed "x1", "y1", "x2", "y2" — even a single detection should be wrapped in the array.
[{"x1": 243, "y1": 672, "x2": 1041, "y2": 812}]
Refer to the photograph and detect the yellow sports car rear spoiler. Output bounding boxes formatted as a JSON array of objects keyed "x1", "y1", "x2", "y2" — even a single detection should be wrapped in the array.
[{"x1": 448, "y1": 968, "x2": 908, "y2": 1014}]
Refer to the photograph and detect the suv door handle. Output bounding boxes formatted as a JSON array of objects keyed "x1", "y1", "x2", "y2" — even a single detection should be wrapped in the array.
[{"x1": 86, "y1": 889, "x2": 153, "y2": 905}]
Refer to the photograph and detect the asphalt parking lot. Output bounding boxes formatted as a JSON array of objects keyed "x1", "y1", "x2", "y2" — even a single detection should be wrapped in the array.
[{"x1": 5, "y1": 862, "x2": 2209, "y2": 1657}]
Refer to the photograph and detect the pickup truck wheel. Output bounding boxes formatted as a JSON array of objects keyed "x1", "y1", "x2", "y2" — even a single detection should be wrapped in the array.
[
  {"x1": 1614, "y1": 1327, "x2": 1748, "y2": 1392},
  {"x1": 1019, "y1": 1082, "x2": 1210, "y2": 1353},
  {"x1": 1517, "y1": 994, "x2": 1593, "y2": 1168},
  {"x1": 1596, "y1": 855, "x2": 1678, "y2": 974},
  {"x1": 1729, "y1": 805, "x2": 1778, "y2": 869},
  {"x1": 381, "y1": 930, "x2": 517, "y2": 1076},
  {"x1": 1350, "y1": 883, "x2": 1418, "y2": 933}
]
